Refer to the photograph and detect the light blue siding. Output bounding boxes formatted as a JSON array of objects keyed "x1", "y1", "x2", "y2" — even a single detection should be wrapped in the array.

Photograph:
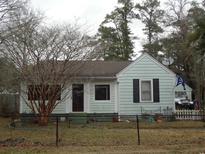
[
  {"x1": 20, "y1": 83, "x2": 66, "y2": 114},
  {"x1": 117, "y1": 54, "x2": 175, "y2": 115},
  {"x1": 20, "y1": 81, "x2": 116, "y2": 114},
  {"x1": 89, "y1": 81, "x2": 116, "y2": 113},
  {"x1": 175, "y1": 83, "x2": 192, "y2": 100}
]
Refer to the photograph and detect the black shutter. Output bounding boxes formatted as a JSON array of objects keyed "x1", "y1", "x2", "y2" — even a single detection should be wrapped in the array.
[
  {"x1": 153, "y1": 79, "x2": 160, "y2": 102},
  {"x1": 133, "y1": 79, "x2": 140, "y2": 103}
]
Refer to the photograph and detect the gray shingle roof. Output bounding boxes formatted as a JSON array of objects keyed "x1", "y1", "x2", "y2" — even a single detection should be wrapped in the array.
[
  {"x1": 76, "y1": 61, "x2": 132, "y2": 78},
  {"x1": 29, "y1": 60, "x2": 132, "y2": 79}
]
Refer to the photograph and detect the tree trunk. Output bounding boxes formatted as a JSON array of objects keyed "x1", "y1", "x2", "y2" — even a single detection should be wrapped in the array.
[
  {"x1": 203, "y1": 85, "x2": 205, "y2": 121},
  {"x1": 38, "y1": 113, "x2": 49, "y2": 126}
]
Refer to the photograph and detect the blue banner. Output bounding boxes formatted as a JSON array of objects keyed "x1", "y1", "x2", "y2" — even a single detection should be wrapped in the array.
[{"x1": 176, "y1": 75, "x2": 186, "y2": 90}]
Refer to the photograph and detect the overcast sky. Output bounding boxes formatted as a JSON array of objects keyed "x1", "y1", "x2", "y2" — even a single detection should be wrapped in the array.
[
  {"x1": 30, "y1": 0, "x2": 146, "y2": 54},
  {"x1": 30, "y1": 0, "x2": 202, "y2": 55},
  {"x1": 31, "y1": 0, "x2": 119, "y2": 34}
]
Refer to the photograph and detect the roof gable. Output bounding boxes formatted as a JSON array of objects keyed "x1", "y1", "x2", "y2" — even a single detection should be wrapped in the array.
[
  {"x1": 117, "y1": 53, "x2": 176, "y2": 77},
  {"x1": 175, "y1": 83, "x2": 192, "y2": 91}
]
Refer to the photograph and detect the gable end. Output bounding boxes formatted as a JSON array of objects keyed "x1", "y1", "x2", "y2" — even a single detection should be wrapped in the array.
[{"x1": 116, "y1": 53, "x2": 176, "y2": 77}]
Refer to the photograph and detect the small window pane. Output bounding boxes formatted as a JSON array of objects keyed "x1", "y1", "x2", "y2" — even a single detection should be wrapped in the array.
[
  {"x1": 175, "y1": 91, "x2": 186, "y2": 98},
  {"x1": 141, "y1": 81, "x2": 152, "y2": 101},
  {"x1": 95, "y1": 85, "x2": 110, "y2": 100}
]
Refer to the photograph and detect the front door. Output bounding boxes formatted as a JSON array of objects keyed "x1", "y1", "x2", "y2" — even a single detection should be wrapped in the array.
[{"x1": 72, "y1": 84, "x2": 84, "y2": 112}]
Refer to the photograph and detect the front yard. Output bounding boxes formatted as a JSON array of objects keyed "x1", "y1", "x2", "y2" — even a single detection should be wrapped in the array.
[{"x1": 0, "y1": 117, "x2": 205, "y2": 153}]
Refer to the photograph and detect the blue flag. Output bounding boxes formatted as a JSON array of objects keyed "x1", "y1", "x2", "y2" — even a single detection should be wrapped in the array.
[{"x1": 176, "y1": 75, "x2": 186, "y2": 90}]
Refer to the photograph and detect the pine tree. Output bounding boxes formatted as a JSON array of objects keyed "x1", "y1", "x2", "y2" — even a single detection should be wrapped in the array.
[
  {"x1": 97, "y1": 0, "x2": 137, "y2": 60},
  {"x1": 135, "y1": 0, "x2": 164, "y2": 58}
]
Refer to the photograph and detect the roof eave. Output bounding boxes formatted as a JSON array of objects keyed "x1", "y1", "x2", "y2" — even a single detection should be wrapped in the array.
[{"x1": 74, "y1": 76, "x2": 117, "y2": 80}]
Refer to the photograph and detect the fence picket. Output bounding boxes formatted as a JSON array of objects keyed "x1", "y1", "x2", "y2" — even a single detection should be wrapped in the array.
[{"x1": 175, "y1": 110, "x2": 201, "y2": 120}]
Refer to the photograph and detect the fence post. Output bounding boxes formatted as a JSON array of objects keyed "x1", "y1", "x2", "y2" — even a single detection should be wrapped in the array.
[
  {"x1": 68, "y1": 119, "x2": 71, "y2": 128},
  {"x1": 136, "y1": 115, "x2": 140, "y2": 145},
  {"x1": 56, "y1": 117, "x2": 59, "y2": 147}
]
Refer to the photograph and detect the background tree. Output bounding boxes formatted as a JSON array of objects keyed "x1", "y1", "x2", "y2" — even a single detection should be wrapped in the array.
[
  {"x1": 0, "y1": 0, "x2": 26, "y2": 25},
  {"x1": 161, "y1": 0, "x2": 205, "y2": 111},
  {"x1": 162, "y1": 0, "x2": 191, "y2": 71},
  {"x1": 187, "y1": 3, "x2": 205, "y2": 113},
  {"x1": 0, "y1": 0, "x2": 28, "y2": 45},
  {"x1": 0, "y1": 1, "x2": 97, "y2": 125},
  {"x1": 0, "y1": 0, "x2": 28, "y2": 91},
  {"x1": 97, "y1": 0, "x2": 136, "y2": 60},
  {"x1": 0, "y1": 57, "x2": 18, "y2": 92},
  {"x1": 159, "y1": 0, "x2": 194, "y2": 93},
  {"x1": 135, "y1": 0, "x2": 164, "y2": 58}
]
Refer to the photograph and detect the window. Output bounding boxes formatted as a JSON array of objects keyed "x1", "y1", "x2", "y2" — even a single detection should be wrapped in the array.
[
  {"x1": 140, "y1": 80, "x2": 152, "y2": 102},
  {"x1": 28, "y1": 85, "x2": 61, "y2": 101},
  {"x1": 95, "y1": 85, "x2": 110, "y2": 100},
  {"x1": 175, "y1": 91, "x2": 186, "y2": 98},
  {"x1": 133, "y1": 79, "x2": 159, "y2": 103}
]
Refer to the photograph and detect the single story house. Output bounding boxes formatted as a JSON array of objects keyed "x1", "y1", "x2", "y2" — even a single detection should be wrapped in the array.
[{"x1": 20, "y1": 53, "x2": 177, "y2": 116}]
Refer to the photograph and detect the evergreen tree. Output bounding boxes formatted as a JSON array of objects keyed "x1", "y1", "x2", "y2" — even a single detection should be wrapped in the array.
[
  {"x1": 97, "y1": 0, "x2": 136, "y2": 60},
  {"x1": 161, "y1": 0, "x2": 205, "y2": 110},
  {"x1": 135, "y1": 0, "x2": 164, "y2": 58},
  {"x1": 187, "y1": 3, "x2": 205, "y2": 111}
]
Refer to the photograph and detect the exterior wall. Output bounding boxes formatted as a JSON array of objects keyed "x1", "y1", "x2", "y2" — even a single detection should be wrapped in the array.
[
  {"x1": 20, "y1": 82, "x2": 66, "y2": 114},
  {"x1": 174, "y1": 84, "x2": 192, "y2": 100},
  {"x1": 20, "y1": 80, "x2": 117, "y2": 114},
  {"x1": 89, "y1": 80, "x2": 116, "y2": 113},
  {"x1": 63, "y1": 80, "x2": 116, "y2": 113},
  {"x1": 117, "y1": 54, "x2": 176, "y2": 115}
]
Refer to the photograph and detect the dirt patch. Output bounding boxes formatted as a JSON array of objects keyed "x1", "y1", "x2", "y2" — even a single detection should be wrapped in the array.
[{"x1": 0, "y1": 137, "x2": 44, "y2": 146}]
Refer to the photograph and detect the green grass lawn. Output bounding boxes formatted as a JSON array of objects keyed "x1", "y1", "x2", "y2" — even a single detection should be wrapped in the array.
[{"x1": 0, "y1": 117, "x2": 205, "y2": 153}]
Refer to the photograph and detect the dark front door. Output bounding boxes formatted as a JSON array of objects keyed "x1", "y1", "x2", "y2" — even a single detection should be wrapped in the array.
[{"x1": 72, "y1": 84, "x2": 84, "y2": 112}]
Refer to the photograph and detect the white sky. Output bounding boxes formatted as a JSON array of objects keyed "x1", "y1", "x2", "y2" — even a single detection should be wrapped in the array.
[
  {"x1": 30, "y1": 0, "x2": 145, "y2": 54},
  {"x1": 31, "y1": 0, "x2": 119, "y2": 34},
  {"x1": 30, "y1": 0, "x2": 202, "y2": 55}
]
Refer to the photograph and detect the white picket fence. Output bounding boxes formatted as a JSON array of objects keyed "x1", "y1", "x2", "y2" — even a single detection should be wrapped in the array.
[{"x1": 175, "y1": 110, "x2": 202, "y2": 120}]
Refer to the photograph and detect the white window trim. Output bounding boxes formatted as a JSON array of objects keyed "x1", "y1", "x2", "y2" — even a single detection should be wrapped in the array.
[
  {"x1": 139, "y1": 79, "x2": 153, "y2": 102},
  {"x1": 94, "y1": 84, "x2": 111, "y2": 101}
]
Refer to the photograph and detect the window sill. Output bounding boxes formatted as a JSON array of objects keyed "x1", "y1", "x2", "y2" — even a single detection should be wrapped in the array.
[
  {"x1": 137, "y1": 102, "x2": 160, "y2": 103},
  {"x1": 95, "y1": 100, "x2": 111, "y2": 103}
]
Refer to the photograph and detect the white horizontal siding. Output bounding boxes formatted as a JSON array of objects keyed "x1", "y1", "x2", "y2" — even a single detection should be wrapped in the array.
[
  {"x1": 89, "y1": 81, "x2": 116, "y2": 113},
  {"x1": 20, "y1": 81, "x2": 116, "y2": 114},
  {"x1": 174, "y1": 84, "x2": 192, "y2": 100},
  {"x1": 118, "y1": 54, "x2": 175, "y2": 115},
  {"x1": 175, "y1": 83, "x2": 192, "y2": 92},
  {"x1": 20, "y1": 83, "x2": 66, "y2": 114}
]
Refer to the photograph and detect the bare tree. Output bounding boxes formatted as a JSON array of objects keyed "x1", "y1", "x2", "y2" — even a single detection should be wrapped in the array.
[
  {"x1": 165, "y1": 0, "x2": 191, "y2": 36},
  {"x1": 0, "y1": 0, "x2": 27, "y2": 22},
  {"x1": 0, "y1": 0, "x2": 28, "y2": 42},
  {"x1": 163, "y1": 0, "x2": 193, "y2": 79},
  {"x1": 164, "y1": 0, "x2": 205, "y2": 112},
  {"x1": 1, "y1": 3, "x2": 97, "y2": 125}
]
